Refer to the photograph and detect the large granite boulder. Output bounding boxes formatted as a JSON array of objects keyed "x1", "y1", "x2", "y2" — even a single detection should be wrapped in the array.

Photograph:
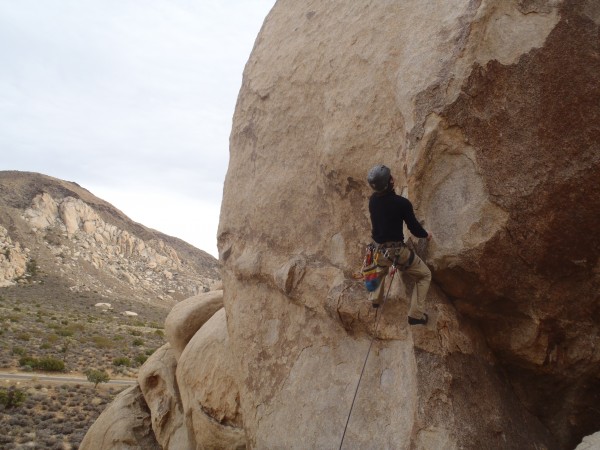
[
  {"x1": 138, "y1": 344, "x2": 191, "y2": 450},
  {"x1": 217, "y1": 0, "x2": 600, "y2": 448},
  {"x1": 164, "y1": 290, "x2": 224, "y2": 359},
  {"x1": 176, "y1": 308, "x2": 246, "y2": 449},
  {"x1": 80, "y1": 385, "x2": 160, "y2": 450},
  {"x1": 576, "y1": 431, "x2": 600, "y2": 450}
]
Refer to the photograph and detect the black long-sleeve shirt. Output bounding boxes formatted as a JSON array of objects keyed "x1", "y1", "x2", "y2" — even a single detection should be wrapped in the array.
[{"x1": 369, "y1": 191, "x2": 428, "y2": 243}]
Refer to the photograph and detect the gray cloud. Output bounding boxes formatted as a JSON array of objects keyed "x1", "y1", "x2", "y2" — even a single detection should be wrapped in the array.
[{"x1": 0, "y1": 0, "x2": 275, "y2": 255}]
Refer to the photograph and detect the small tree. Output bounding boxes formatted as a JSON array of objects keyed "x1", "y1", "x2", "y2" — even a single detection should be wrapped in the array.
[{"x1": 85, "y1": 369, "x2": 110, "y2": 389}]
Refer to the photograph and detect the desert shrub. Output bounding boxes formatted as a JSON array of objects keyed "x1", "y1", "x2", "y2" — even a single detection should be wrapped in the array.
[
  {"x1": 56, "y1": 328, "x2": 74, "y2": 337},
  {"x1": 26, "y1": 259, "x2": 38, "y2": 276},
  {"x1": 12, "y1": 346, "x2": 26, "y2": 356},
  {"x1": 129, "y1": 329, "x2": 142, "y2": 336},
  {"x1": 20, "y1": 356, "x2": 65, "y2": 372},
  {"x1": 70, "y1": 323, "x2": 85, "y2": 332},
  {"x1": 91, "y1": 335, "x2": 114, "y2": 349},
  {"x1": 16, "y1": 332, "x2": 31, "y2": 341},
  {"x1": 133, "y1": 320, "x2": 146, "y2": 327},
  {"x1": 61, "y1": 319, "x2": 69, "y2": 325},
  {"x1": 40, "y1": 343, "x2": 51, "y2": 349},
  {"x1": 38, "y1": 357, "x2": 65, "y2": 371},
  {"x1": 154, "y1": 329, "x2": 164, "y2": 337},
  {"x1": 19, "y1": 356, "x2": 38, "y2": 367},
  {"x1": 132, "y1": 338, "x2": 144, "y2": 347},
  {"x1": 135, "y1": 354, "x2": 148, "y2": 365},
  {"x1": 0, "y1": 387, "x2": 27, "y2": 408},
  {"x1": 47, "y1": 334, "x2": 59, "y2": 343},
  {"x1": 13, "y1": 306, "x2": 21, "y2": 312},
  {"x1": 145, "y1": 348, "x2": 157, "y2": 356},
  {"x1": 148, "y1": 321, "x2": 161, "y2": 329},
  {"x1": 113, "y1": 357, "x2": 131, "y2": 367}
]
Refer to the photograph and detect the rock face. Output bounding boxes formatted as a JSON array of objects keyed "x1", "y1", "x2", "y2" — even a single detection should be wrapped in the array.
[
  {"x1": 0, "y1": 225, "x2": 29, "y2": 287},
  {"x1": 176, "y1": 308, "x2": 246, "y2": 449},
  {"x1": 138, "y1": 344, "x2": 191, "y2": 450},
  {"x1": 576, "y1": 431, "x2": 600, "y2": 450},
  {"x1": 216, "y1": 0, "x2": 599, "y2": 449},
  {"x1": 0, "y1": 171, "x2": 220, "y2": 303},
  {"x1": 79, "y1": 385, "x2": 160, "y2": 450}
]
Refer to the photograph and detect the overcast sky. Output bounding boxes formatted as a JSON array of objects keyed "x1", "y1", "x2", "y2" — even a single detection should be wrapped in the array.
[{"x1": 0, "y1": 0, "x2": 275, "y2": 257}]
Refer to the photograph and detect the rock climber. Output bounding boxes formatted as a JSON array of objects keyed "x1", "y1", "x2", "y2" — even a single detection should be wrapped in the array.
[{"x1": 367, "y1": 164, "x2": 432, "y2": 325}]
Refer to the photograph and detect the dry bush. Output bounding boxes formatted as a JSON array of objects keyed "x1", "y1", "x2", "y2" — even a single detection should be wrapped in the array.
[{"x1": 0, "y1": 380, "x2": 126, "y2": 449}]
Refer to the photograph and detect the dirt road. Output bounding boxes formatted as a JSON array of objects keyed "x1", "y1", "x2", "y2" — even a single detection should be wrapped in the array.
[{"x1": 0, "y1": 370, "x2": 136, "y2": 385}]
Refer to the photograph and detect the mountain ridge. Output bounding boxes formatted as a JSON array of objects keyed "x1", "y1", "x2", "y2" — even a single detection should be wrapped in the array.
[{"x1": 0, "y1": 170, "x2": 219, "y2": 306}]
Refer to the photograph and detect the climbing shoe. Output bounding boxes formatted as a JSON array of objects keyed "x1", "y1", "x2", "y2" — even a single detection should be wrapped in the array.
[{"x1": 408, "y1": 313, "x2": 428, "y2": 326}]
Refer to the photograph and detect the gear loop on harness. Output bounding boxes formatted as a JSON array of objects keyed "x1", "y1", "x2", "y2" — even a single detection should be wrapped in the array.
[{"x1": 375, "y1": 241, "x2": 415, "y2": 272}]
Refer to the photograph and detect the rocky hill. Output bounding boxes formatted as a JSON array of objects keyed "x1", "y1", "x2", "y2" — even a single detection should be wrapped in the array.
[
  {"x1": 0, "y1": 171, "x2": 219, "y2": 306},
  {"x1": 82, "y1": 1, "x2": 599, "y2": 449}
]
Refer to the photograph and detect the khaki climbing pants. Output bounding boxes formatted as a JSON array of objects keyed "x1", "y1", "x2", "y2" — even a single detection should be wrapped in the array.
[{"x1": 368, "y1": 243, "x2": 431, "y2": 319}]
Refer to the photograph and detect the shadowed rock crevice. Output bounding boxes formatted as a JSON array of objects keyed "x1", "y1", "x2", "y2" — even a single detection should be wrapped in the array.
[{"x1": 436, "y1": 3, "x2": 600, "y2": 446}]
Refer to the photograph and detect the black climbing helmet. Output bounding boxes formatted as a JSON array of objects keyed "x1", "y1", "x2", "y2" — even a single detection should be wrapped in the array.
[{"x1": 367, "y1": 164, "x2": 391, "y2": 192}]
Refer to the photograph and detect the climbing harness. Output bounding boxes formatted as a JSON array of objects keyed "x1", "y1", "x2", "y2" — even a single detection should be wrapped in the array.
[
  {"x1": 380, "y1": 242, "x2": 416, "y2": 271},
  {"x1": 357, "y1": 242, "x2": 415, "y2": 290},
  {"x1": 338, "y1": 260, "x2": 398, "y2": 450}
]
